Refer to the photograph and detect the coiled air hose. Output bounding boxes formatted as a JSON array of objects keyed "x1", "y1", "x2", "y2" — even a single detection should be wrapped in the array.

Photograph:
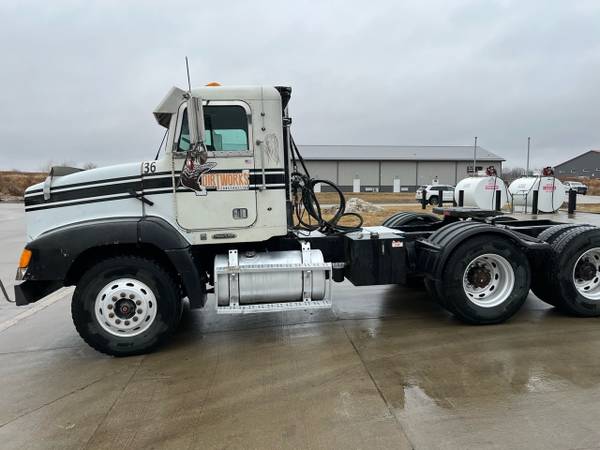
[{"x1": 289, "y1": 137, "x2": 363, "y2": 234}]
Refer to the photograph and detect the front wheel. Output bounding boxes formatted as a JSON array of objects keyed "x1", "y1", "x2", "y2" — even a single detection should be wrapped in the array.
[
  {"x1": 435, "y1": 235, "x2": 531, "y2": 324},
  {"x1": 71, "y1": 256, "x2": 182, "y2": 356}
]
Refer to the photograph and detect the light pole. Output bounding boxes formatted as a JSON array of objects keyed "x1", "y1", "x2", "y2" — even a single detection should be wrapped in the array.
[
  {"x1": 473, "y1": 136, "x2": 478, "y2": 176},
  {"x1": 526, "y1": 137, "x2": 531, "y2": 177}
]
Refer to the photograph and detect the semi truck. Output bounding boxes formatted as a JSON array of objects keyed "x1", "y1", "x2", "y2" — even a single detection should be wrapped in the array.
[{"x1": 12, "y1": 84, "x2": 600, "y2": 356}]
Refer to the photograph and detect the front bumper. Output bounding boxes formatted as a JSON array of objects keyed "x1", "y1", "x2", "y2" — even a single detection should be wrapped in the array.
[{"x1": 14, "y1": 280, "x2": 62, "y2": 306}]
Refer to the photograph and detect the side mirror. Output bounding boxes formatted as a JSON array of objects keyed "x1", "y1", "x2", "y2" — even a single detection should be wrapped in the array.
[{"x1": 186, "y1": 96, "x2": 206, "y2": 151}]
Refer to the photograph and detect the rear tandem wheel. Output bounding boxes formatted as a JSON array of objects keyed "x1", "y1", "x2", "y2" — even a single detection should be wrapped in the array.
[
  {"x1": 530, "y1": 224, "x2": 585, "y2": 305},
  {"x1": 425, "y1": 224, "x2": 531, "y2": 324},
  {"x1": 532, "y1": 225, "x2": 600, "y2": 316},
  {"x1": 382, "y1": 211, "x2": 441, "y2": 227}
]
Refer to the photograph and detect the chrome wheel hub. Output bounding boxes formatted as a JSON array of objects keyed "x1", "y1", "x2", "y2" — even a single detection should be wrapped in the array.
[
  {"x1": 94, "y1": 278, "x2": 157, "y2": 337},
  {"x1": 463, "y1": 254, "x2": 515, "y2": 308},
  {"x1": 573, "y1": 248, "x2": 600, "y2": 300}
]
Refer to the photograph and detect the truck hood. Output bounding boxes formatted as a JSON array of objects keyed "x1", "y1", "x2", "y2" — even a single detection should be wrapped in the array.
[
  {"x1": 25, "y1": 162, "x2": 142, "y2": 196},
  {"x1": 23, "y1": 162, "x2": 144, "y2": 241}
]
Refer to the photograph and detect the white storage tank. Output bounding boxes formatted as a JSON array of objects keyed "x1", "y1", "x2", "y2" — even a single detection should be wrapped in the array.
[
  {"x1": 508, "y1": 177, "x2": 565, "y2": 213},
  {"x1": 454, "y1": 177, "x2": 508, "y2": 210}
]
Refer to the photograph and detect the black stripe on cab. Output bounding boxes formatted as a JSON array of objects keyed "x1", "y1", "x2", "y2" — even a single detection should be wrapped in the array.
[
  {"x1": 24, "y1": 180, "x2": 142, "y2": 206},
  {"x1": 24, "y1": 169, "x2": 287, "y2": 208},
  {"x1": 25, "y1": 185, "x2": 286, "y2": 212},
  {"x1": 25, "y1": 168, "x2": 285, "y2": 195},
  {"x1": 25, "y1": 193, "x2": 136, "y2": 212}
]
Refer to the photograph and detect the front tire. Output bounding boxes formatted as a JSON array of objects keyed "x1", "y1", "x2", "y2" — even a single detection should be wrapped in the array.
[{"x1": 71, "y1": 256, "x2": 182, "y2": 356}]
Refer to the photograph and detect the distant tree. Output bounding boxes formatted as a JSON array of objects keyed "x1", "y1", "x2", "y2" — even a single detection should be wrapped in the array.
[
  {"x1": 39, "y1": 161, "x2": 54, "y2": 174},
  {"x1": 504, "y1": 166, "x2": 545, "y2": 181},
  {"x1": 82, "y1": 162, "x2": 98, "y2": 170},
  {"x1": 503, "y1": 167, "x2": 526, "y2": 182}
]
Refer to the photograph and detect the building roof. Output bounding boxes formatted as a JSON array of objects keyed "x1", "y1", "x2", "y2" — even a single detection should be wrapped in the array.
[
  {"x1": 297, "y1": 145, "x2": 504, "y2": 161},
  {"x1": 555, "y1": 150, "x2": 600, "y2": 168}
]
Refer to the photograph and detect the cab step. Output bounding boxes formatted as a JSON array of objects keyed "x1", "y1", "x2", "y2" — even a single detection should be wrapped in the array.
[{"x1": 216, "y1": 299, "x2": 332, "y2": 314}]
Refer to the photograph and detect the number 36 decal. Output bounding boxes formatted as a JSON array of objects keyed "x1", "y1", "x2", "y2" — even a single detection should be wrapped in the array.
[{"x1": 142, "y1": 161, "x2": 157, "y2": 174}]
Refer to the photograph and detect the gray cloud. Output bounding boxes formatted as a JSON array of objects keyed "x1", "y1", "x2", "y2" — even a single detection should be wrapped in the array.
[{"x1": 1, "y1": 0, "x2": 599, "y2": 171}]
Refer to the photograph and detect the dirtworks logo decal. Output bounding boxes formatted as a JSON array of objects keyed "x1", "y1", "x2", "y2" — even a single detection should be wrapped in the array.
[
  {"x1": 200, "y1": 171, "x2": 250, "y2": 191},
  {"x1": 179, "y1": 150, "x2": 249, "y2": 196}
]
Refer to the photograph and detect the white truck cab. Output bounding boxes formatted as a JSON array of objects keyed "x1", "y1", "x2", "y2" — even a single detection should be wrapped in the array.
[
  {"x1": 12, "y1": 84, "x2": 600, "y2": 357},
  {"x1": 24, "y1": 85, "x2": 289, "y2": 245}
]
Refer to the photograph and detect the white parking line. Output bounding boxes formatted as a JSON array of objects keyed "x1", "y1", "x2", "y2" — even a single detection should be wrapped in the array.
[{"x1": 0, "y1": 287, "x2": 73, "y2": 333}]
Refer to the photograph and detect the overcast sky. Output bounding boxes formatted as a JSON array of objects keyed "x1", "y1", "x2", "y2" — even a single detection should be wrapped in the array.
[{"x1": 1, "y1": 0, "x2": 600, "y2": 171}]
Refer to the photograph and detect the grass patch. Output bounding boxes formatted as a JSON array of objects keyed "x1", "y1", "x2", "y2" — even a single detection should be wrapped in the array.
[
  {"x1": 316, "y1": 191, "x2": 416, "y2": 204},
  {"x1": 569, "y1": 204, "x2": 600, "y2": 214},
  {"x1": 0, "y1": 171, "x2": 46, "y2": 198},
  {"x1": 320, "y1": 204, "x2": 437, "y2": 227}
]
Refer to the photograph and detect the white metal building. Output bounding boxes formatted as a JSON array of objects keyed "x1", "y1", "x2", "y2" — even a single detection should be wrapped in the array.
[{"x1": 299, "y1": 145, "x2": 504, "y2": 192}]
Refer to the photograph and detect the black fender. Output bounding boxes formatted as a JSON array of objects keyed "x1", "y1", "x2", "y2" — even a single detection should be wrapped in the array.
[
  {"x1": 20, "y1": 216, "x2": 206, "y2": 307},
  {"x1": 418, "y1": 222, "x2": 550, "y2": 280}
]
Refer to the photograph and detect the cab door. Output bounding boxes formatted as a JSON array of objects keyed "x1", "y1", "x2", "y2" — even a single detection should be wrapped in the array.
[{"x1": 173, "y1": 101, "x2": 257, "y2": 231}]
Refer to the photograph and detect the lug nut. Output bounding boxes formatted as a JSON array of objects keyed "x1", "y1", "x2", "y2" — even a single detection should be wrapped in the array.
[
  {"x1": 129, "y1": 294, "x2": 135, "y2": 299},
  {"x1": 124, "y1": 320, "x2": 130, "y2": 326},
  {"x1": 112, "y1": 296, "x2": 117, "y2": 302},
  {"x1": 115, "y1": 319, "x2": 121, "y2": 324},
  {"x1": 107, "y1": 304, "x2": 113, "y2": 310},
  {"x1": 136, "y1": 300, "x2": 141, "y2": 305},
  {"x1": 120, "y1": 293, "x2": 126, "y2": 298},
  {"x1": 132, "y1": 317, "x2": 138, "y2": 322},
  {"x1": 137, "y1": 308, "x2": 143, "y2": 314},
  {"x1": 108, "y1": 313, "x2": 114, "y2": 318}
]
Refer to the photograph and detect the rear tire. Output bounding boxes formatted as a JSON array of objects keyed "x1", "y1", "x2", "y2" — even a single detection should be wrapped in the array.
[
  {"x1": 531, "y1": 224, "x2": 584, "y2": 305},
  {"x1": 541, "y1": 226, "x2": 600, "y2": 316},
  {"x1": 435, "y1": 235, "x2": 530, "y2": 324},
  {"x1": 428, "y1": 196, "x2": 438, "y2": 206},
  {"x1": 424, "y1": 222, "x2": 491, "y2": 312},
  {"x1": 71, "y1": 256, "x2": 182, "y2": 356},
  {"x1": 382, "y1": 211, "x2": 440, "y2": 227},
  {"x1": 424, "y1": 277, "x2": 454, "y2": 312}
]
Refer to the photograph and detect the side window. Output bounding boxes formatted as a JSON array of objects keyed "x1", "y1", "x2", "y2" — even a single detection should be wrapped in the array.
[
  {"x1": 178, "y1": 110, "x2": 191, "y2": 151},
  {"x1": 177, "y1": 105, "x2": 249, "y2": 152}
]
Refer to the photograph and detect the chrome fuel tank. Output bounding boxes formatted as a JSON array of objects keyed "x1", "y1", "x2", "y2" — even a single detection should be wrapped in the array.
[{"x1": 214, "y1": 250, "x2": 326, "y2": 306}]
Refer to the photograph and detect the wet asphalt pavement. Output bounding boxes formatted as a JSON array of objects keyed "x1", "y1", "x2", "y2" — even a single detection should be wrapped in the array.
[{"x1": 2, "y1": 203, "x2": 600, "y2": 449}]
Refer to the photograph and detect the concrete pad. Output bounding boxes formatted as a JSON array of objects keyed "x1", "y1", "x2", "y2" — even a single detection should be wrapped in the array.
[
  {"x1": 0, "y1": 203, "x2": 30, "y2": 322},
  {"x1": 342, "y1": 298, "x2": 600, "y2": 449},
  {"x1": 0, "y1": 348, "x2": 141, "y2": 449},
  {"x1": 82, "y1": 323, "x2": 412, "y2": 449},
  {"x1": 4, "y1": 204, "x2": 600, "y2": 448}
]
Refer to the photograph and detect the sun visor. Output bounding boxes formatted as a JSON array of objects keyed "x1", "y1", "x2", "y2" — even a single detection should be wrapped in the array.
[{"x1": 153, "y1": 86, "x2": 187, "y2": 127}]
